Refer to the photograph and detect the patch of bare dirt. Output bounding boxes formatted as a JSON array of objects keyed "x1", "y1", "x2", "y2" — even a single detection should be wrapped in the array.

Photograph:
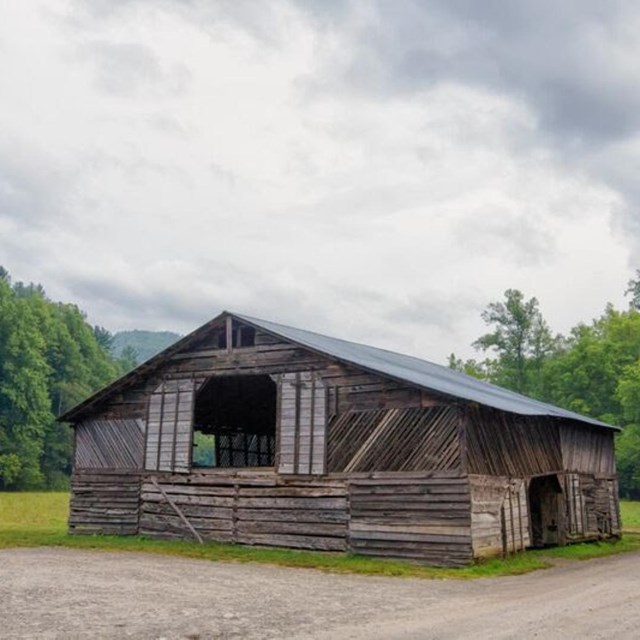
[{"x1": 1, "y1": 548, "x2": 639, "y2": 639}]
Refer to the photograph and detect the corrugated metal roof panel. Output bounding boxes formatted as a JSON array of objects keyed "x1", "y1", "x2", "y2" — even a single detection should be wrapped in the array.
[{"x1": 235, "y1": 313, "x2": 617, "y2": 431}]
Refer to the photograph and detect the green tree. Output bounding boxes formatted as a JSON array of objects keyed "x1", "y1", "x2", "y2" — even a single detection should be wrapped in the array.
[
  {"x1": 541, "y1": 306, "x2": 640, "y2": 425},
  {"x1": 0, "y1": 279, "x2": 53, "y2": 489},
  {"x1": 117, "y1": 345, "x2": 139, "y2": 374},
  {"x1": 625, "y1": 269, "x2": 640, "y2": 311},
  {"x1": 472, "y1": 289, "x2": 557, "y2": 394},
  {"x1": 0, "y1": 268, "x2": 126, "y2": 489},
  {"x1": 93, "y1": 325, "x2": 114, "y2": 353}
]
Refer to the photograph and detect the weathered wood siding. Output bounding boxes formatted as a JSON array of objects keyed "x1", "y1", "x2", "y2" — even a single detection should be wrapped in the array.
[
  {"x1": 319, "y1": 363, "x2": 428, "y2": 413},
  {"x1": 469, "y1": 475, "x2": 530, "y2": 558},
  {"x1": 348, "y1": 472, "x2": 472, "y2": 566},
  {"x1": 70, "y1": 469, "x2": 476, "y2": 565},
  {"x1": 278, "y1": 372, "x2": 327, "y2": 475},
  {"x1": 560, "y1": 424, "x2": 616, "y2": 475},
  {"x1": 465, "y1": 407, "x2": 562, "y2": 476},
  {"x1": 69, "y1": 469, "x2": 141, "y2": 535},
  {"x1": 327, "y1": 406, "x2": 461, "y2": 473},
  {"x1": 138, "y1": 471, "x2": 348, "y2": 551},
  {"x1": 145, "y1": 380, "x2": 195, "y2": 473},
  {"x1": 75, "y1": 418, "x2": 145, "y2": 469},
  {"x1": 564, "y1": 473, "x2": 620, "y2": 539}
]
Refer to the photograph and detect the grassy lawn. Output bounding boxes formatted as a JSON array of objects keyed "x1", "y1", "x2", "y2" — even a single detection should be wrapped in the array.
[
  {"x1": 2, "y1": 492, "x2": 639, "y2": 580},
  {"x1": 620, "y1": 500, "x2": 640, "y2": 532}
]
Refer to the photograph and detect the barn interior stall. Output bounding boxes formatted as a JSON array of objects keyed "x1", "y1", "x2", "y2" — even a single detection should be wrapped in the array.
[{"x1": 61, "y1": 312, "x2": 621, "y2": 567}]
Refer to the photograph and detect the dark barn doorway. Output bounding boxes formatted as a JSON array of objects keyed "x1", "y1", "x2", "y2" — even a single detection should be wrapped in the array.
[
  {"x1": 193, "y1": 375, "x2": 277, "y2": 468},
  {"x1": 528, "y1": 474, "x2": 563, "y2": 547}
]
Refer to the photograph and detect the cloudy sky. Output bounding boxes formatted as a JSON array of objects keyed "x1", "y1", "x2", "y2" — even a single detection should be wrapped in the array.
[{"x1": 1, "y1": 1, "x2": 639, "y2": 362}]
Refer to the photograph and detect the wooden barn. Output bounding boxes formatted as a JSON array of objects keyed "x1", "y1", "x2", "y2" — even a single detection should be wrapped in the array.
[{"x1": 59, "y1": 312, "x2": 621, "y2": 566}]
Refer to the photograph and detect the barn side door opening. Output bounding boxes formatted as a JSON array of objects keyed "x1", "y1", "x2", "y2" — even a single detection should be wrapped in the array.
[
  {"x1": 193, "y1": 374, "x2": 277, "y2": 468},
  {"x1": 528, "y1": 474, "x2": 563, "y2": 547}
]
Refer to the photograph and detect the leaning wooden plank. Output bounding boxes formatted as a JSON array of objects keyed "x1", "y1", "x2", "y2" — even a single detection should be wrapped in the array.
[{"x1": 150, "y1": 477, "x2": 203, "y2": 544}]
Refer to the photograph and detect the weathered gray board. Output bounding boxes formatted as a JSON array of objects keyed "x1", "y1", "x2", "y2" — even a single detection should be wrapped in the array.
[
  {"x1": 469, "y1": 475, "x2": 530, "y2": 558},
  {"x1": 70, "y1": 468, "x2": 621, "y2": 564},
  {"x1": 327, "y1": 405, "x2": 461, "y2": 473},
  {"x1": 139, "y1": 470, "x2": 347, "y2": 550},
  {"x1": 69, "y1": 470, "x2": 141, "y2": 535},
  {"x1": 71, "y1": 470, "x2": 470, "y2": 563},
  {"x1": 75, "y1": 419, "x2": 145, "y2": 469},
  {"x1": 277, "y1": 372, "x2": 327, "y2": 475},
  {"x1": 145, "y1": 379, "x2": 195, "y2": 473},
  {"x1": 348, "y1": 471, "x2": 473, "y2": 567},
  {"x1": 65, "y1": 319, "x2": 621, "y2": 565}
]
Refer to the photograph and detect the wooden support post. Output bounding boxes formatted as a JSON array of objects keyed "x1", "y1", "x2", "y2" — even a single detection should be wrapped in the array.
[{"x1": 226, "y1": 315, "x2": 233, "y2": 353}]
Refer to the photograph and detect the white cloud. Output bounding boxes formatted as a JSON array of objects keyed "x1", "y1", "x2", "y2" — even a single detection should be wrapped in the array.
[{"x1": 0, "y1": 0, "x2": 634, "y2": 363}]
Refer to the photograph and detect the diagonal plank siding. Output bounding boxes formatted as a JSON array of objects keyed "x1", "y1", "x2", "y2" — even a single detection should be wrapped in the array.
[
  {"x1": 327, "y1": 406, "x2": 461, "y2": 473},
  {"x1": 75, "y1": 419, "x2": 145, "y2": 469}
]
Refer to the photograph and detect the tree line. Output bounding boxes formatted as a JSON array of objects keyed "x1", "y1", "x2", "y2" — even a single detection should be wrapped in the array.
[
  {"x1": 450, "y1": 274, "x2": 640, "y2": 499},
  {"x1": 0, "y1": 267, "x2": 136, "y2": 490},
  {"x1": 3, "y1": 265, "x2": 640, "y2": 496}
]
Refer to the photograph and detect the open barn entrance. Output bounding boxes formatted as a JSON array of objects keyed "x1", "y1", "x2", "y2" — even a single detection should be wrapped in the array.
[
  {"x1": 528, "y1": 474, "x2": 563, "y2": 547},
  {"x1": 193, "y1": 375, "x2": 277, "y2": 468}
]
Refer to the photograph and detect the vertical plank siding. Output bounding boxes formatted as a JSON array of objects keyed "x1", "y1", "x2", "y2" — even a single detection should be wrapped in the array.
[
  {"x1": 560, "y1": 424, "x2": 616, "y2": 475},
  {"x1": 571, "y1": 474, "x2": 621, "y2": 538},
  {"x1": 465, "y1": 407, "x2": 563, "y2": 476},
  {"x1": 278, "y1": 372, "x2": 327, "y2": 475},
  {"x1": 75, "y1": 419, "x2": 145, "y2": 469},
  {"x1": 145, "y1": 379, "x2": 195, "y2": 473},
  {"x1": 469, "y1": 476, "x2": 530, "y2": 558}
]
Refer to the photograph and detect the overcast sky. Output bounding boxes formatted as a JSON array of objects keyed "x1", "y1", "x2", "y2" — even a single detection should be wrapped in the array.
[{"x1": 1, "y1": 0, "x2": 639, "y2": 362}]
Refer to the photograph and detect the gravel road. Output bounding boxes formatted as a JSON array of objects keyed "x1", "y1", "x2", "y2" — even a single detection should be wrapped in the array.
[{"x1": 1, "y1": 547, "x2": 639, "y2": 639}]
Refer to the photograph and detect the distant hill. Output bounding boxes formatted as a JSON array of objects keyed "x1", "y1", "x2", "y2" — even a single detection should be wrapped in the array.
[{"x1": 112, "y1": 330, "x2": 182, "y2": 364}]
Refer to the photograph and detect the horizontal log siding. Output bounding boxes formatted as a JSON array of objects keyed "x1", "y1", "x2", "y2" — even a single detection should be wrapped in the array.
[
  {"x1": 139, "y1": 471, "x2": 349, "y2": 551},
  {"x1": 327, "y1": 406, "x2": 461, "y2": 473},
  {"x1": 75, "y1": 418, "x2": 145, "y2": 469},
  {"x1": 69, "y1": 468, "x2": 483, "y2": 566},
  {"x1": 465, "y1": 407, "x2": 562, "y2": 477},
  {"x1": 348, "y1": 472, "x2": 473, "y2": 567},
  {"x1": 560, "y1": 424, "x2": 616, "y2": 475},
  {"x1": 469, "y1": 475, "x2": 530, "y2": 558},
  {"x1": 68, "y1": 469, "x2": 141, "y2": 535}
]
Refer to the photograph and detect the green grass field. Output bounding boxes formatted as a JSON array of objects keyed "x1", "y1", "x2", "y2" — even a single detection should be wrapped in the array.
[
  {"x1": 621, "y1": 500, "x2": 640, "y2": 531},
  {"x1": 1, "y1": 492, "x2": 639, "y2": 580}
]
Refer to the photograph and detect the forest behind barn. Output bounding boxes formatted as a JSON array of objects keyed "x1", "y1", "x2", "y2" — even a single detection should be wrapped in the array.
[
  {"x1": 0, "y1": 268, "x2": 137, "y2": 490},
  {"x1": 2, "y1": 264, "x2": 640, "y2": 497}
]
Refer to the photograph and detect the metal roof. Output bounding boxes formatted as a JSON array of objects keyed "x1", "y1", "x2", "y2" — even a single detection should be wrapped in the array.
[
  {"x1": 59, "y1": 310, "x2": 617, "y2": 430},
  {"x1": 235, "y1": 313, "x2": 617, "y2": 431}
]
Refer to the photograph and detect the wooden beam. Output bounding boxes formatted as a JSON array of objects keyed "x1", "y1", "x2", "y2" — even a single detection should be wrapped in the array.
[
  {"x1": 150, "y1": 477, "x2": 203, "y2": 544},
  {"x1": 226, "y1": 315, "x2": 233, "y2": 354}
]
